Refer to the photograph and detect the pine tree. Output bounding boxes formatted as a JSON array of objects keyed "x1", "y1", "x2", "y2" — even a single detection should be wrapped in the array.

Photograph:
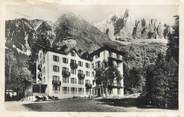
[
  {"x1": 166, "y1": 15, "x2": 179, "y2": 63},
  {"x1": 142, "y1": 16, "x2": 179, "y2": 108},
  {"x1": 166, "y1": 15, "x2": 179, "y2": 108}
]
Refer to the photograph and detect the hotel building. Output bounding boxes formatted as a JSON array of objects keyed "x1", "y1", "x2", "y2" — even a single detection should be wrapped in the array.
[{"x1": 33, "y1": 46, "x2": 124, "y2": 98}]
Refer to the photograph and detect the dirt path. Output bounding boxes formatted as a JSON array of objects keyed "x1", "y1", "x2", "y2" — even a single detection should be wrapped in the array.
[{"x1": 5, "y1": 101, "x2": 31, "y2": 111}]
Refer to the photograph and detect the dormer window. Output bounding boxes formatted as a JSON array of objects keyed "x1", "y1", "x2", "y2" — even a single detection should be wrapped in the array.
[
  {"x1": 71, "y1": 51, "x2": 76, "y2": 56},
  {"x1": 95, "y1": 53, "x2": 100, "y2": 58}
]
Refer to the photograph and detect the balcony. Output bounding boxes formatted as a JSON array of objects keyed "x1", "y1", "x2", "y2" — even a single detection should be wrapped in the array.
[
  {"x1": 70, "y1": 62, "x2": 78, "y2": 69},
  {"x1": 108, "y1": 53, "x2": 122, "y2": 63},
  {"x1": 52, "y1": 80, "x2": 61, "y2": 86},
  {"x1": 78, "y1": 73, "x2": 85, "y2": 79},
  {"x1": 62, "y1": 70, "x2": 70, "y2": 78},
  {"x1": 38, "y1": 64, "x2": 42, "y2": 71},
  {"x1": 85, "y1": 83, "x2": 92, "y2": 89},
  {"x1": 108, "y1": 82, "x2": 123, "y2": 88},
  {"x1": 38, "y1": 72, "x2": 42, "y2": 80}
]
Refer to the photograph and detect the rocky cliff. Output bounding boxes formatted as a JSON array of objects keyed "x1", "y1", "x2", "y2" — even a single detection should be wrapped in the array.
[{"x1": 94, "y1": 9, "x2": 171, "y2": 41}]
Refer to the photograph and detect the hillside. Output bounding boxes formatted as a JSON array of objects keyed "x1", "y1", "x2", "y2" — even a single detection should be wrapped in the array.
[{"x1": 5, "y1": 13, "x2": 167, "y2": 81}]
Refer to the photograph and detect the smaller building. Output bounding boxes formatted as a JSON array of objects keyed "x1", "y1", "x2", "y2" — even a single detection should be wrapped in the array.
[{"x1": 90, "y1": 46, "x2": 124, "y2": 97}]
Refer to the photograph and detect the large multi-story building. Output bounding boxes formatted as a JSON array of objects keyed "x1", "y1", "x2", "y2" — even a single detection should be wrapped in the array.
[{"x1": 33, "y1": 46, "x2": 124, "y2": 98}]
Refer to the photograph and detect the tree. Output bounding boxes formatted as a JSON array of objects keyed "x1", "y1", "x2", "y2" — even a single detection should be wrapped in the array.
[
  {"x1": 166, "y1": 57, "x2": 178, "y2": 108},
  {"x1": 166, "y1": 15, "x2": 179, "y2": 63},
  {"x1": 5, "y1": 49, "x2": 17, "y2": 81},
  {"x1": 143, "y1": 53, "x2": 178, "y2": 108},
  {"x1": 95, "y1": 60, "x2": 123, "y2": 96},
  {"x1": 124, "y1": 64, "x2": 146, "y2": 94},
  {"x1": 5, "y1": 48, "x2": 33, "y2": 100},
  {"x1": 166, "y1": 15, "x2": 179, "y2": 108},
  {"x1": 143, "y1": 53, "x2": 169, "y2": 107},
  {"x1": 140, "y1": 15, "x2": 179, "y2": 108},
  {"x1": 95, "y1": 68, "x2": 105, "y2": 96}
]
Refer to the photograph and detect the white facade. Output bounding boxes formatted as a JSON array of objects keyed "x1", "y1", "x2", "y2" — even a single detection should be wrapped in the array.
[{"x1": 35, "y1": 47, "x2": 124, "y2": 98}]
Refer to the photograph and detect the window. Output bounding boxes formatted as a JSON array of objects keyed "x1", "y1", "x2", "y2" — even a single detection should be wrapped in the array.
[
  {"x1": 62, "y1": 67, "x2": 69, "y2": 72},
  {"x1": 52, "y1": 75, "x2": 60, "y2": 91},
  {"x1": 78, "y1": 69, "x2": 83, "y2": 74},
  {"x1": 62, "y1": 87, "x2": 69, "y2": 94},
  {"x1": 78, "y1": 61, "x2": 83, "y2": 67},
  {"x1": 85, "y1": 79, "x2": 90, "y2": 84},
  {"x1": 71, "y1": 78, "x2": 77, "y2": 84},
  {"x1": 71, "y1": 69, "x2": 76, "y2": 74},
  {"x1": 62, "y1": 57, "x2": 68, "y2": 64},
  {"x1": 71, "y1": 59, "x2": 76, "y2": 63},
  {"x1": 43, "y1": 67, "x2": 45, "y2": 73},
  {"x1": 92, "y1": 63, "x2": 94, "y2": 69},
  {"x1": 43, "y1": 56, "x2": 45, "y2": 63},
  {"x1": 78, "y1": 88, "x2": 84, "y2": 94},
  {"x1": 71, "y1": 78, "x2": 74, "y2": 84},
  {"x1": 86, "y1": 71, "x2": 90, "y2": 77},
  {"x1": 92, "y1": 71, "x2": 95, "y2": 77},
  {"x1": 71, "y1": 87, "x2": 77, "y2": 94},
  {"x1": 53, "y1": 65, "x2": 59, "y2": 72},
  {"x1": 43, "y1": 77, "x2": 46, "y2": 82},
  {"x1": 93, "y1": 80, "x2": 95, "y2": 85},
  {"x1": 71, "y1": 51, "x2": 76, "y2": 56},
  {"x1": 86, "y1": 63, "x2": 90, "y2": 68},
  {"x1": 63, "y1": 77, "x2": 69, "y2": 83},
  {"x1": 96, "y1": 61, "x2": 101, "y2": 68},
  {"x1": 53, "y1": 55, "x2": 59, "y2": 62},
  {"x1": 53, "y1": 75, "x2": 60, "y2": 81},
  {"x1": 95, "y1": 53, "x2": 100, "y2": 58},
  {"x1": 78, "y1": 79, "x2": 84, "y2": 85},
  {"x1": 117, "y1": 54, "x2": 120, "y2": 59},
  {"x1": 117, "y1": 88, "x2": 121, "y2": 95},
  {"x1": 40, "y1": 52, "x2": 42, "y2": 58}
]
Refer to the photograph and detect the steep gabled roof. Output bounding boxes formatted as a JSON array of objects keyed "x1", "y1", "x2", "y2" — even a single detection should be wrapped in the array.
[{"x1": 35, "y1": 43, "x2": 92, "y2": 61}]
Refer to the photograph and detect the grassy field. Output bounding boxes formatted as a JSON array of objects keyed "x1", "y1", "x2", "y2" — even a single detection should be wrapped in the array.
[{"x1": 18, "y1": 98, "x2": 176, "y2": 112}]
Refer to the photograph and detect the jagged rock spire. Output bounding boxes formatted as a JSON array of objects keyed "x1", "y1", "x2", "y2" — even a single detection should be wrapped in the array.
[{"x1": 123, "y1": 9, "x2": 129, "y2": 19}]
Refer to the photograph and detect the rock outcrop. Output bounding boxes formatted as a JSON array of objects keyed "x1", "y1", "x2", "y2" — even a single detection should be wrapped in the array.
[{"x1": 95, "y1": 9, "x2": 170, "y2": 41}]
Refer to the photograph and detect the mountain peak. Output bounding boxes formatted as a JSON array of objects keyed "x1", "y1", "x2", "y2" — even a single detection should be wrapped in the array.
[
  {"x1": 94, "y1": 9, "x2": 167, "y2": 41},
  {"x1": 55, "y1": 12, "x2": 86, "y2": 25},
  {"x1": 52, "y1": 13, "x2": 110, "y2": 53}
]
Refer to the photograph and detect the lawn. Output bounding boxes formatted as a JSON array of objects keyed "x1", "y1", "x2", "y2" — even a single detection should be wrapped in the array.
[{"x1": 22, "y1": 98, "x2": 176, "y2": 112}]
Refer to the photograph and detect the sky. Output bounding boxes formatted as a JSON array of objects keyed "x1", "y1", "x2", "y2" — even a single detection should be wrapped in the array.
[{"x1": 5, "y1": 4, "x2": 178, "y2": 25}]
